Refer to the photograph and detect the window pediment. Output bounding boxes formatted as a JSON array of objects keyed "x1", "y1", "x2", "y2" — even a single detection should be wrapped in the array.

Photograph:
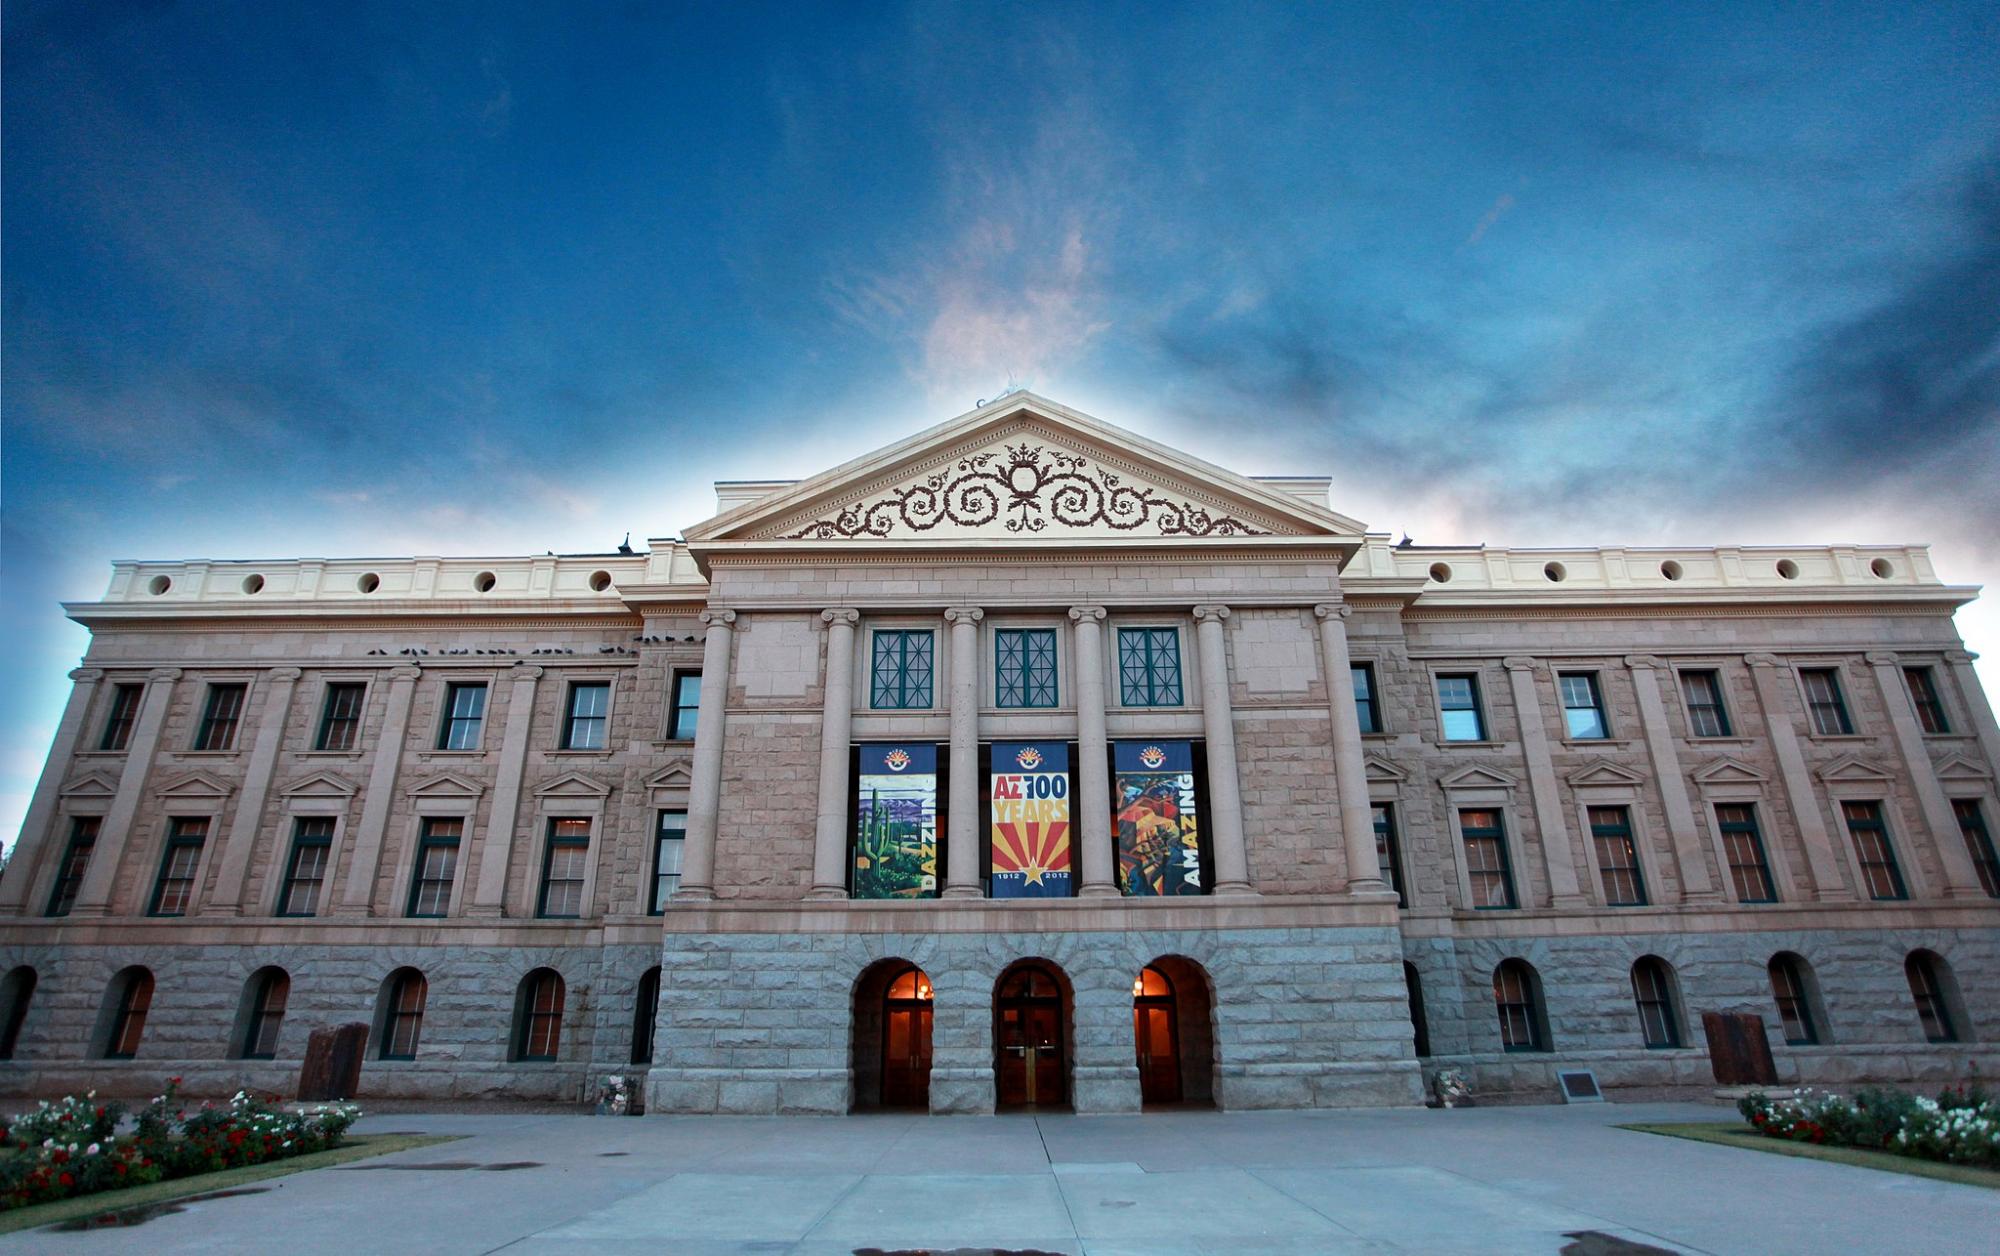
[
  {"x1": 153, "y1": 769, "x2": 234, "y2": 800},
  {"x1": 1439, "y1": 764, "x2": 1518, "y2": 792},
  {"x1": 1815, "y1": 756, "x2": 1895, "y2": 785},
  {"x1": 1565, "y1": 759, "x2": 1647, "y2": 788},
  {"x1": 1934, "y1": 753, "x2": 1993, "y2": 782},
  {"x1": 1364, "y1": 754, "x2": 1410, "y2": 784},
  {"x1": 645, "y1": 762, "x2": 693, "y2": 791},
  {"x1": 60, "y1": 771, "x2": 120, "y2": 799},
  {"x1": 405, "y1": 772, "x2": 485, "y2": 800},
  {"x1": 533, "y1": 771, "x2": 613, "y2": 799},
  {"x1": 1691, "y1": 757, "x2": 1768, "y2": 786},
  {"x1": 281, "y1": 771, "x2": 360, "y2": 799}
]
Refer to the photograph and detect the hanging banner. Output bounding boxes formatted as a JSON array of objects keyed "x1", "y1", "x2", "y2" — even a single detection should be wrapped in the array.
[
  {"x1": 1114, "y1": 741, "x2": 1203, "y2": 896},
  {"x1": 855, "y1": 744, "x2": 938, "y2": 899},
  {"x1": 990, "y1": 742, "x2": 1072, "y2": 898}
]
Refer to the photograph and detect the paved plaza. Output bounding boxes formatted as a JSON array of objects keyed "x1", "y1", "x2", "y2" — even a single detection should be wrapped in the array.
[{"x1": 9, "y1": 1102, "x2": 1996, "y2": 1254}]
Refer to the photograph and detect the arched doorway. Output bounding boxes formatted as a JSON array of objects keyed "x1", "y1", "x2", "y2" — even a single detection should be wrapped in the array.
[
  {"x1": 852, "y1": 960, "x2": 933, "y2": 1109},
  {"x1": 1133, "y1": 966, "x2": 1181, "y2": 1103},
  {"x1": 994, "y1": 961, "x2": 1068, "y2": 1109}
]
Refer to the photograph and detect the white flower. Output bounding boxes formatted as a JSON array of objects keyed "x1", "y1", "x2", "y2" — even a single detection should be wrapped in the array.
[{"x1": 85, "y1": 1143, "x2": 100, "y2": 1156}]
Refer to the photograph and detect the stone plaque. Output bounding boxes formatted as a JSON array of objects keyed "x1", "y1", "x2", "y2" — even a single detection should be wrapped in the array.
[
  {"x1": 298, "y1": 1022, "x2": 370, "y2": 1101},
  {"x1": 1701, "y1": 1011, "x2": 1777, "y2": 1086}
]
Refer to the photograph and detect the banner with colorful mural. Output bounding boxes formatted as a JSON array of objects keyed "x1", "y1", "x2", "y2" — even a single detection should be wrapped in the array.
[
  {"x1": 1114, "y1": 741, "x2": 1203, "y2": 896},
  {"x1": 855, "y1": 744, "x2": 938, "y2": 899},
  {"x1": 990, "y1": 742, "x2": 1072, "y2": 898}
]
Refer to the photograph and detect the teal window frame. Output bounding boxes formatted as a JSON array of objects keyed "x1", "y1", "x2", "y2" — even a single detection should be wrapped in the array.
[
  {"x1": 1436, "y1": 673, "x2": 1486, "y2": 742},
  {"x1": 438, "y1": 682, "x2": 487, "y2": 750},
  {"x1": 1459, "y1": 808, "x2": 1517, "y2": 909},
  {"x1": 148, "y1": 819, "x2": 207, "y2": 917},
  {"x1": 1352, "y1": 664, "x2": 1380, "y2": 734},
  {"x1": 1589, "y1": 805, "x2": 1647, "y2": 906},
  {"x1": 1904, "y1": 667, "x2": 1950, "y2": 734},
  {"x1": 406, "y1": 818, "x2": 461, "y2": 918},
  {"x1": 1841, "y1": 800, "x2": 1907, "y2": 900},
  {"x1": 1717, "y1": 804, "x2": 1777, "y2": 903},
  {"x1": 1117, "y1": 628, "x2": 1183, "y2": 707},
  {"x1": 1800, "y1": 668, "x2": 1853, "y2": 735},
  {"x1": 46, "y1": 816, "x2": 99, "y2": 918},
  {"x1": 277, "y1": 816, "x2": 334, "y2": 917},
  {"x1": 99, "y1": 684, "x2": 142, "y2": 751},
  {"x1": 870, "y1": 630, "x2": 934, "y2": 709},
  {"x1": 1954, "y1": 799, "x2": 1999, "y2": 898},
  {"x1": 193, "y1": 682, "x2": 246, "y2": 751},
  {"x1": 1679, "y1": 669, "x2": 1731, "y2": 737},
  {"x1": 315, "y1": 682, "x2": 366, "y2": 751},
  {"x1": 1559, "y1": 672, "x2": 1609, "y2": 739},
  {"x1": 1372, "y1": 802, "x2": 1405, "y2": 906},
  {"x1": 561, "y1": 682, "x2": 610, "y2": 750},
  {"x1": 667, "y1": 671, "x2": 702, "y2": 740},
  {"x1": 995, "y1": 629, "x2": 1058, "y2": 709}
]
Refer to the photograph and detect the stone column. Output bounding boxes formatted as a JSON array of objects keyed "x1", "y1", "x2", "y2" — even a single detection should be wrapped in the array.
[
  {"x1": 1069, "y1": 606, "x2": 1117, "y2": 898},
  {"x1": 1625, "y1": 656, "x2": 1721, "y2": 903},
  {"x1": 1745, "y1": 653, "x2": 1853, "y2": 900},
  {"x1": 942, "y1": 606, "x2": 985, "y2": 899},
  {"x1": 203, "y1": 666, "x2": 302, "y2": 915},
  {"x1": 1867, "y1": 652, "x2": 1987, "y2": 898},
  {"x1": 1193, "y1": 606, "x2": 1254, "y2": 896},
  {"x1": 808, "y1": 610, "x2": 860, "y2": 899},
  {"x1": 469, "y1": 665, "x2": 544, "y2": 916},
  {"x1": 676, "y1": 609, "x2": 736, "y2": 901},
  {"x1": 1313, "y1": 603, "x2": 1387, "y2": 895},
  {"x1": 1502, "y1": 657, "x2": 1588, "y2": 908},
  {"x1": 337, "y1": 666, "x2": 421, "y2": 915},
  {"x1": 71, "y1": 668, "x2": 180, "y2": 918},
  {"x1": 0, "y1": 667, "x2": 103, "y2": 915},
  {"x1": 1945, "y1": 650, "x2": 2000, "y2": 797}
]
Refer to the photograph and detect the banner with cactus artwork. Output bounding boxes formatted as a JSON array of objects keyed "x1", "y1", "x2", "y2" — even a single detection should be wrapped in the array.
[{"x1": 854, "y1": 743, "x2": 939, "y2": 899}]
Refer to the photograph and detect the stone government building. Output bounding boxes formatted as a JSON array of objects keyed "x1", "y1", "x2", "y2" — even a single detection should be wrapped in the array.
[{"x1": 1, "y1": 394, "x2": 1996, "y2": 1113}]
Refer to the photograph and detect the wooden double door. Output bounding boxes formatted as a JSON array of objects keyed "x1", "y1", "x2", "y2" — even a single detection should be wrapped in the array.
[
  {"x1": 995, "y1": 964, "x2": 1066, "y2": 1108},
  {"x1": 880, "y1": 967, "x2": 933, "y2": 1109},
  {"x1": 1134, "y1": 965, "x2": 1182, "y2": 1104}
]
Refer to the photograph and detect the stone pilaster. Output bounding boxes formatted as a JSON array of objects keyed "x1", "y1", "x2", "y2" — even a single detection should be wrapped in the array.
[
  {"x1": 202, "y1": 666, "x2": 302, "y2": 915},
  {"x1": 1068, "y1": 606, "x2": 1116, "y2": 898},
  {"x1": 942, "y1": 606, "x2": 985, "y2": 899},
  {"x1": 1625, "y1": 656, "x2": 1720, "y2": 903},
  {"x1": 337, "y1": 666, "x2": 421, "y2": 915},
  {"x1": 808, "y1": 609, "x2": 860, "y2": 900},
  {"x1": 70, "y1": 668, "x2": 179, "y2": 918},
  {"x1": 1945, "y1": 650, "x2": 2000, "y2": 794},
  {"x1": 1867, "y1": 651, "x2": 1987, "y2": 899},
  {"x1": 469, "y1": 665, "x2": 544, "y2": 916},
  {"x1": 1745, "y1": 653, "x2": 1854, "y2": 901},
  {"x1": 0, "y1": 667, "x2": 103, "y2": 915},
  {"x1": 1193, "y1": 606, "x2": 1254, "y2": 896},
  {"x1": 1314, "y1": 603, "x2": 1388, "y2": 896},
  {"x1": 676, "y1": 609, "x2": 736, "y2": 901},
  {"x1": 1503, "y1": 657, "x2": 1588, "y2": 908}
]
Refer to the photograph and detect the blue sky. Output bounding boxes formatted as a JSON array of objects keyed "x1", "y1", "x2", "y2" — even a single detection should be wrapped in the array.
[{"x1": 4, "y1": 1, "x2": 1998, "y2": 845}]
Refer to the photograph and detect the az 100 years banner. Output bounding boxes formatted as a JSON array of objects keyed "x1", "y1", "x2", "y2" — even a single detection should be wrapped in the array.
[
  {"x1": 990, "y1": 742, "x2": 1072, "y2": 898},
  {"x1": 1114, "y1": 741, "x2": 1203, "y2": 896}
]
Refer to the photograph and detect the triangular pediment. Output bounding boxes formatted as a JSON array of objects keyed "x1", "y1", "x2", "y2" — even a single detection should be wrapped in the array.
[
  {"x1": 1816, "y1": 756, "x2": 1895, "y2": 785},
  {"x1": 281, "y1": 771, "x2": 360, "y2": 799},
  {"x1": 1692, "y1": 757, "x2": 1768, "y2": 786},
  {"x1": 1439, "y1": 764, "x2": 1518, "y2": 791},
  {"x1": 686, "y1": 394, "x2": 1367, "y2": 545},
  {"x1": 1364, "y1": 754, "x2": 1410, "y2": 784},
  {"x1": 155, "y1": 770, "x2": 233, "y2": 799},
  {"x1": 60, "y1": 771, "x2": 120, "y2": 798},
  {"x1": 645, "y1": 762, "x2": 694, "y2": 790},
  {"x1": 1565, "y1": 759, "x2": 1648, "y2": 787},
  {"x1": 405, "y1": 772, "x2": 485, "y2": 800},
  {"x1": 533, "y1": 771, "x2": 613, "y2": 798},
  {"x1": 1934, "y1": 754, "x2": 1993, "y2": 782}
]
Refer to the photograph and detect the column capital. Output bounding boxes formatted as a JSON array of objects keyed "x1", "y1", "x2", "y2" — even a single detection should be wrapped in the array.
[
  {"x1": 1501, "y1": 655, "x2": 1540, "y2": 673},
  {"x1": 512, "y1": 665, "x2": 545, "y2": 681},
  {"x1": 1744, "y1": 652, "x2": 1783, "y2": 670},
  {"x1": 700, "y1": 608, "x2": 737, "y2": 628},
  {"x1": 387, "y1": 666, "x2": 422, "y2": 682},
  {"x1": 1623, "y1": 654, "x2": 1665, "y2": 671},
  {"x1": 820, "y1": 607, "x2": 860, "y2": 628},
  {"x1": 942, "y1": 606, "x2": 984, "y2": 626},
  {"x1": 267, "y1": 667, "x2": 304, "y2": 682},
  {"x1": 1864, "y1": 651, "x2": 1901, "y2": 668},
  {"x1": 1312, "y1": 602, "x2": 1352, "y2": 622},
  {"x1": 69, "y1": 667, "x2": 105, "y2": 683},
  {"x1": 1944, "y1": 649, "x2": 1978, "y2": 665},
  {"x1": 147, "y1": 667, "x2": 183, "y2": 682},
  {"x1": 1068, "y1": 605, "x2": 1107, "y2": 624},
  {"x1": 1192, "y1": 604, "x2": 1231, "y2": 624}
]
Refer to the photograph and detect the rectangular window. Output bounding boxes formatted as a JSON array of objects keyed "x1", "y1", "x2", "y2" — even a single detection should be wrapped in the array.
[
  {"x1": 667, "y1": 671, "x2": 702, "y2": 740},
  {"x1": 870, "y1": 630, "x2": 935, "y2": 709},
  {"x1": 995, "y1": 629, "x2": 1059, "y2": 708},
  {"x1": 1800, "y1": 668, "x2": 1852, "y2": 736},
  {"x1": 1559, "y1": 673, "x2": 1609, "y2": 739},
  {"x1": 561, "y1": 682, "x2": 610, "y2": 750},
  {"x1": 1679, "y1": 670, "x2": 1731, "y2": 738},
  {"x1": 439, "y1": 682, "x2": 488, "y2": 750},
  {"x1": 407, "y1": 818, "x2": 461, "y2": 917},
  {"x1": 149, "y1": 818, "x2": 208, "y2": 916},
  {"x1": 1955, "y1": 799, "x2": 2000, "y2": 898},
  {"x1": 1589, "y1": 805, "x2": 1647, "y2": 906},
  {"x1": 1904, "y1": 667, "x2": 1949, "y2": 734},
  {"x1": 315, "y1": 683, "x2": 366, "y2": 751},
  {"x1": 1716, "y1": 804, "x2": 1777, "y2": 903},
  {"x1": 652, "y1": 811, "x2": 687, "y2": 913},
  {"x1": 1842, "y1": 801, "x2": 1906, "y2": 900},
  {"x1": 1459, "y1": 808, "x2": 1516, "y2": 909},
  {"x1": 1371, "y1": 803, "x2": 1405, "y2": 906},
  {"x1": 1436, "y1": 674, "x2": 1486, "y2": 742},
  {"x1": 1117, "y1": 628, "x2": 1184, "y2": 707},
  {"x1": 194, "y1": 683, "x2": 247, "y2": 750},
  {"x1": 279, "y1": 817, "x2": 334, "y2": 916},
  {"x1": 46, "y1": 816, "x2": 100, "y2": 917},
  {"x1": 539, "y1": 819, "x2": 591, "y2": 918},
  {"x1": 1352, "y1": 664, "x2": 1380, "y2": 734},
  {"x1": 99, "y1": 684, "x2": 143, "y2": 751}
]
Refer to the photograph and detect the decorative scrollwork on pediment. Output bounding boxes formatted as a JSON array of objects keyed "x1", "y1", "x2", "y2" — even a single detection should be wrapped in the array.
[{"x1": 782, "y1": 444, "x2": 1270, "y2": 539}]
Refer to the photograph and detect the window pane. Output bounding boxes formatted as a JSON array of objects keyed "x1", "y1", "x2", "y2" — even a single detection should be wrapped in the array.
[
  {"x1": 1802, "y1": 669, "x2": 1851, "y2": 735},
  {"x1": 540, "y1": 820, "x2": 590, "y2": 918},
  {"x1": 151, "y1": 820, "x2": 207, "y2": 916},
  {"x1": 1371, "y1": 804, "x2": 1404, "y2": 905},
  {"x1": 1716, "y1": 804, "x2": 1776, "y2": 903},
  {"x1": 1954, "y1": 800, "x2": 2000, "y2": 898},
  {"x1": 653, "y1": 812, "x2": 687, "y2": 912},
  {"x1": 442, "y1": 684, "x2": 487, "y2": 750},
  {"x1": 101, "y1": 684, "x2": 143, "y2": 751},
  {"x1": 385, "y1": 973, "x2": 426, "y2": 1058},
  {"x1": 1560, "y1": 674, "x2": 1608, "y2": 739},
  {"x1": 1769, "y1": 959, "x2": 1817, "y2": 1045},
  {"x1": 1437, "y1": 675, "x2": 1485, "y2": 741},
  {"x1": 1460, "y1": 810, "x2": 1514, "y2": 909},
  {"x1": 48, "y1": 817, "x2": 99, "y2": 917},
  {"x1": 410, "y1": 818, "x2": 461, "y2": 917},
  {"x1": 872, "y1": 631, "x2": 934, "y2": 709},
  {"x1": 1841, "y1": 801, "x2": 1906, "y2": 900},
  {"x1": 996, "y1": 630, "x2": 1058, "y2": 708},
  {"x1": 1118, "y1": 629, "x2": 1181, "y2": 707},
  {"x1": 565, "y1": 683, "x2": 610, "y2": 749},
  {"x1": 1904, "y1": 668, "x2": 1949, "y2": 734},
  {"x1": 282, "y1": 818, "x2": 333, "y2": 916},
  {"x1": 1906, "y1": 956, "x2": 1956, "y2": 1043},
  {"x1": 317, "y1": 683, "x2": 366, "y2": 751},
  {"x1": 1351, "y1": 665, "x2": 1378, "y2": 734},
  {"x1": 1632, "y1": 962, "x2": 1678, "y2": 1047},
  {"x1": 1680, "y1": 671, "x2": 1729, "y2": 738},
  {"x1": 196, "y1": 684, "x2": 246, "y2": 750},
  {"x1": 670, "y1": 673, "x2": 702, "y2": 739},
  {"x1": 1589, "y1": 806, "x2": 1646, "y2": 906}
]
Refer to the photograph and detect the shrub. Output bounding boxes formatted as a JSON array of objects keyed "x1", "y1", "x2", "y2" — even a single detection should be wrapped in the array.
[
  {"x1": 1740, "y1": 1085, "x2": 2000, "y2": 1169},
  {"x1": 1, "y1": 1093, "x2": 125, "y2": 1150}
]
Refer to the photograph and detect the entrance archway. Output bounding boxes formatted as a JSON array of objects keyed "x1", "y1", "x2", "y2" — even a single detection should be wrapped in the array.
[
  {"x1": 994, "y1": 961, "x2": 1070, "y2": 1109},
  {"x1": 1133, "y1": 956, "x2": 1216, "y2": 1106},
  {"x1": 852, "y1": 960, "x2": 933, "y2": 1109}
]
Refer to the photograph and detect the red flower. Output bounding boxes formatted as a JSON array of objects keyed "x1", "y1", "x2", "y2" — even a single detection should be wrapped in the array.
[{"x1": 59, "y1": 1173, "x2": 73, "y2": 1187}]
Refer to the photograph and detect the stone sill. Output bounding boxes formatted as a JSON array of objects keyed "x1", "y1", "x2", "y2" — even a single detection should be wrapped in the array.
[
  {"x1": 1557, "y1": 738, "x2": 1637, "y2": 749},
  {"x1": 1685, "y1": 736, "x2": 1754, "y2": 746},
  {"x1": 421, "y1": 750, "x2": 489, "y2": 760},
  {"x1": 73, "y1": 750, "x2": 128, "y2": 759},
  {"x1": 546, "y1": 749, "x2": 615, "y2": 758},
  {"x1": 176, "y1": 750, "x2": 242, "y2": 759},
  {"x1": 295, "y1": 750, "x2": 364, "y2": 760},
  {"x1": 1805, "y1": 734, "x2": 1873, "y2": 743},
  {"x1": 1436, "y1": 741, "x2": 1507, "y2": 750}
]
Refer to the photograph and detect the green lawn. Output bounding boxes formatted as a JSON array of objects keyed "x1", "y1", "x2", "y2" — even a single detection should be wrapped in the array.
[
  {"x1": 0, "y1": 1133, "x2": 462, "y2": 1235},
  {"x1": 1620, "y1": 1122, "x2": 2000, "y2": 1190}
]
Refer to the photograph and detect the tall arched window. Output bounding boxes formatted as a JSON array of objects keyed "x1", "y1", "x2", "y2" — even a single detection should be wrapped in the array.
[
  {"x1": 0, "y1": 967, "x2": 37, "y2": 1059},
  {"x1": 631, "y1": 967, "x2": 662, "y2": 1065},
  {"x1": 378, "y1": 968, "x2": 427, "y2": 1060},
  {"x1": 241, "y1": 968, "x2": 290, "y2": 1059},
  {"x1": 1630, "y1": 957, "x2": 1681, "y2": 1048},
  {"x1": 1905, "y1": 951, "x2": 1960, "y2": 1044},
  {"x1": 515, "y1": 969, "x2": 565, "y2": 1061},
  {"x1": 103, "y1": 967, "x2": 154, "y2": 1059},
  {"x1": 1767, "y1": 954, "x2": 1820, "y2": 1045},
  {"x1": 1493, "y1": 960, "x2": 1546, "y2": 1052},
  {"x1": 1403, "y1": 963, "x2": 1430, "y2": 1058}
]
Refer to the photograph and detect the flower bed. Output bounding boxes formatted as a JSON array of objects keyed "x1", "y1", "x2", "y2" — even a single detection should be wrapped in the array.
[
  {"x1": 1739, "y1": 1084, "x2": 1998, "y2": 1168},
  {"x1": 0, "y1": 1081, "x2": 359, "y2": 1211}
]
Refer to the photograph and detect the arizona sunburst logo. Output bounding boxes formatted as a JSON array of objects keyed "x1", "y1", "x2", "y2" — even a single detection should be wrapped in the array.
[
  {"x1": 883, "y1": 749, "x2": 912, "y2": 772},
  {"x1": 1013, "y1": 746, "x2": 1044, "y2": 770},
  {"x1": 1138, "y1": 745, "x2": 1168, "y2": 769}
]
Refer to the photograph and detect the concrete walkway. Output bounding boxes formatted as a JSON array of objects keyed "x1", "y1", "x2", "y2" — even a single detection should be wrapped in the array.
[{"x1": 9, "y1": 1103, "x2": 1996, "y2": 1254}]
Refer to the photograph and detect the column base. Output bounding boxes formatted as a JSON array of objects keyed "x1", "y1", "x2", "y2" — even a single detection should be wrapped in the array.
[
  {"x1": 803, "y1": 886, "x2": 848, "y2": 901},
  {"x1": 1549, "y1": 894, "x2": 1591, "y2": 909},
  {"x1": 939, "y1": 885, "x2": 983, "y2": 900},
  {"x1": 1211, "y1": 880, "x2": 1259, "y2": 898},
  {"x1": 671, "y1": 886, "x2": 716, "y2": 903},
  {"x1": 1077, "y1": 884, "x2": 1121, "y2": 899},
  {"x1": 460, "y1": 903, "x2": 507, "y2": 918}
]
